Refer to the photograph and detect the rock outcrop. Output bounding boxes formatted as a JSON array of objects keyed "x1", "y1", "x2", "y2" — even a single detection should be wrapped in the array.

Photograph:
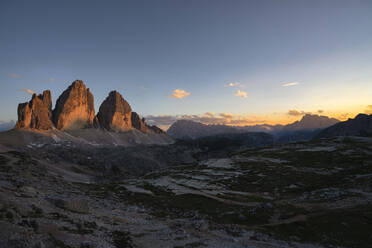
[
  {"x1": 15, "y1": 91, "x2": 54, "y2": 130},
  {"x1": 96, "y1": 91, "x2": 132, "y2": 132},
  {"x1": 131, "y1": 112, "x2": 148, "y2": 132},
  {"x1": 53, "y1": 80, "x2": 95, "y2": 130}
]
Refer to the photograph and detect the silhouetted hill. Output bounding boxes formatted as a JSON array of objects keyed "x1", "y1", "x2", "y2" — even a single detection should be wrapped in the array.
[{"x1": 317, "y1": 113, "x2": 372, "y2": 138}]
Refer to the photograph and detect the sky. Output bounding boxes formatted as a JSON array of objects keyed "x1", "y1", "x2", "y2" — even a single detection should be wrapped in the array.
[{"x1": 1, "y1": 0, "x2": 372, "y2": 129}]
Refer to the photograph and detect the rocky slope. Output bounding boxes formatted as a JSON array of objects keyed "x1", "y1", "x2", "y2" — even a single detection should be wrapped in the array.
[
  {"x1": 317, "y1": 113, "x2": 372, "y2": 138},
  {"x1": 0, "y1": 134, "x2": 371, "y2": 247},
  {"x1": 14, "y1": 80, "x2": 164, "y2": 136}
]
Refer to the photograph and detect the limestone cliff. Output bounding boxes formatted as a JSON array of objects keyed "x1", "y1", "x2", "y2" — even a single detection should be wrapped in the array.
[
  {"x1": 53, "y1": 80, "x2": 95, "y2": 130},
  {"x1": 15, "y1": 91, "x2": 54, "y2": 130},
  {"x1": 96, "y1": 91, "x2": 132, "y2": 132}
]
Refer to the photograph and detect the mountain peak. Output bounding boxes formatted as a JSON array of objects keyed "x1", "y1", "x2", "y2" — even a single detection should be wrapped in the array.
[
  {"x1": 96, "y1": 91, "x2": 132, "y2": 132},
  {"x1": 53, "y1": 80, "x2": 95, "y2": 130},
  {"x1": 15, "y1": 90, "x2": 54, "y2": 130}
]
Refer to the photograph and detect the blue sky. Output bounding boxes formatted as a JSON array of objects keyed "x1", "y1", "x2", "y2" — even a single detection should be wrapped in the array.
[{"x1": 1, "y1": 0, "x2": 372, "y2": 127}]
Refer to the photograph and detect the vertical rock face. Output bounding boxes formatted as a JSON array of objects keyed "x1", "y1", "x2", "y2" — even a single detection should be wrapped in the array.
[
  {"x1": 131, "y1": 112, "x2": 148, "y2": 132},
  {"x1": 15, "y1": 91, "x2": 54, "y2": 130},
  {"x1": 53, "y1": 80, "x2": 95, "y2": 130},
  {"x1": 96, "y1": 91, "x2": 132, "y2": 132}
]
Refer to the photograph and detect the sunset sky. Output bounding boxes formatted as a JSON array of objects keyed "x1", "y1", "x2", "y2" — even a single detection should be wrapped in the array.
[{"x1": 1, "y1": 0, "x2": 372, "y2": 129}]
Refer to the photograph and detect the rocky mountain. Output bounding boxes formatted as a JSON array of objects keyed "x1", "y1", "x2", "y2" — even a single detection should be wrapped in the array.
[
  {"x1": 13, "y1": 80, "x2": 164, "y2": 135},
  {"x1": 53, "y1": 80, "x2": 95, "y2": 130},
  {"x1": 15, "y1": 90, "x2": 54, "y2": 130},
  {"x1": 96, "y1": 91, "x2": 132, "y2": 131},
  {"x1": 167, "y1": 114, "x2": 340, "y2": 142},
  {"x1": 317, "y1": 113, "x2": 372, "y2": 138},
  {"x1": 272, "y1": 114, "x2": 340, "y2": 142},
  {"x1": 279, "y1": 114, "x2": 340, "y2": 132}
]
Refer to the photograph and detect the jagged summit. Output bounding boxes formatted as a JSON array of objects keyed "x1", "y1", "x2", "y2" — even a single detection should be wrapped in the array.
[
  {"x1": 96, "y1": 90, "x2": 132, "y2": 132},
  {"x1": 281, "y1": 114, "x2": 340, "y2": 131},
  {"x1": 53, "y1": 80, "x2": 95, "y2": 130},
  {"x1": 15, "y1": 90, "x2": 54, "y2": 130},
  {"x1": 14, "y1": 80, "x2": 164, "y2": 134}
]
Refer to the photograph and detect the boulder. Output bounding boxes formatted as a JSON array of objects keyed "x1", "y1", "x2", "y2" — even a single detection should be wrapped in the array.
[{"x1": 53, "y1": 80, "x2": 95, "y2": 130}]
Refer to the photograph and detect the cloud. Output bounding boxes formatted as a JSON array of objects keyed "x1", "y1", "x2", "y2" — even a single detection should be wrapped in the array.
[
  {"x1": 365, "y1": 105, "x2": 372, "y2": 114},
  {"x1": 282, "y1": 82, "x2": 300, "y2": 87},
  {"x1": 287, "y1": 109, "x2": 311, "y2": 116},
  {"x1": 225, "y1": 82, "x2": 241, "y2": 87},
  {"x1": 204, "y1": 112, "x2": 215, "y2": 117},
  {"x1": 10, "y1": 73, "x2": 20, "y2": 78},
  {"x1": 317, "y1": 110, "x2": 324, "y2": 114},
  {"x1": 170, "y1": 89, "x2": 190, "y2": 99},
  {"x1": 234, "y1": 90, "x2": 248, "y2": 98},
  {"x1": 219, "y1": 113, "x2": 233, "y2": 119},
  {"x1": 50, "y1": 77, "x2": 55, "y2": 83},
  {"x1": 21, "y1": 89, "x2": 35, "y2": 95}
]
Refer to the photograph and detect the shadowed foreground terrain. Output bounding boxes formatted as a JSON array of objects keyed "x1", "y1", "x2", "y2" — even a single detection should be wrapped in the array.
[{"x1": 0, "y1": 135, "x2": 371, "y2": 248}]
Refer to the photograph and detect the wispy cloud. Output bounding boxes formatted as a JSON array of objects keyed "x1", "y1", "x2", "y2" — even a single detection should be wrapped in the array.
[
  {"x1": 50, "y1": 77, "x2": 55, "y2": 83},
  {"x1": 219, "y1": 113, "x2": 233, "y2": 119},
  {"x1": 234, "y1": 89, "x2": 248, "y2": 98},
  {"x1": 21, "y1": 88, "x2": 35, "y2": 95},
  {"x1": 318, "y1": 109, "x2": 324, "y2": 114},
  {"x1": 10, "y1": 73, "x2": 20, "y2": 78},
  {"x1": 204, "y1": 112, "x2": 215, "y2": 117},
  {"x1": 170, "y1": 89, "x2": 190, "y2": 99},
  {"x1": 282, "y1": 82, "x2": 300, "y2": 87},
  {"x1": 224, "y1": 82, "x2": 245, "y2": 88},
  {"x1": 287, "y1": 109, "x2": 311, "y2": 116}
]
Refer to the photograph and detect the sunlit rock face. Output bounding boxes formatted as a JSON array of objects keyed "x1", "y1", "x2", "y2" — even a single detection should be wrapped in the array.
[
  {"x1": 53, "y1": 80, "x2": 95, "y2": 130},
  {"x1": 96, "y1": 91, "x2": 132, "y2": 132},
  {"x1": 15, "y1": 90, "x2": 54, "y2": 130},
  {"x1": 131, "y1": 112, "x2": 148, "y2": 132}
]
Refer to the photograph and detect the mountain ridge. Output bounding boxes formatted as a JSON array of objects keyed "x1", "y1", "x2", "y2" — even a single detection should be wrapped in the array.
[{"x1": 167, "y1": 114, "x2": 340, "y2": 141}]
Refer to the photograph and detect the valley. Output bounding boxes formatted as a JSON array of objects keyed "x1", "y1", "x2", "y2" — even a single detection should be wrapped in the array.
[{"x1": 0, "y1": 134, "x2": 371, "y2": 248}]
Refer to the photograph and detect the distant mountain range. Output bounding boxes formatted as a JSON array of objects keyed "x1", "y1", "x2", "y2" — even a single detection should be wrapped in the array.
[
  {"x1": 0, "y1": 121, "x2": 15, "y2": 132},
  {"x1": 167, "y1": 114, "x2": 340, "y2": 142}
]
